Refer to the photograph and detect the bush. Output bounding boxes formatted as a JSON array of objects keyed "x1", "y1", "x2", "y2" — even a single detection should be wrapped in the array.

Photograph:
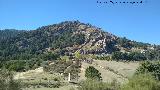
[
  {"x1": 121, "y1": 74, "x2": 160, "y2": 90},
  {"x1": 85, "y1": 66, "x2": 102, "y2": 81},
  {"x1": 0, "y1": 69, "x2": 22, "y2": 90},
  {"x1": 136, "y1": 61, "x2": 160, "y2": 80}
]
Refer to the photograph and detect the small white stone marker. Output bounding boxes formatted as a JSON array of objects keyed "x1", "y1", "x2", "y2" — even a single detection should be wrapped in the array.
[{"x1": 68, "y1": 73, "x2": 71, "y2": 82}]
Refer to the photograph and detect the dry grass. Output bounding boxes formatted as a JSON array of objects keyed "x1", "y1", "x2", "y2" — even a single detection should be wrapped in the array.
[
  {"x1": 14, "y1": 67, "x2": 44, "y2": 80},
  {"x1": 79, "y1": 60, "x2": 139, "y2": 84},
  {"x1": 14, "y1": 60, "x2": 140, "y2": 89},
  {"x1": 23, "y1": 85, "x2": 77, "y2": 90},
  {"x1": 94, "y1": 60, "x2": 139, "y2": 78}
]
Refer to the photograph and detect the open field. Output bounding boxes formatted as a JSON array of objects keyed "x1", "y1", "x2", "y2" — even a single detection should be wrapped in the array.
[
  {"x1": 94, "y1": 60, "x2": 139, "y2": 78},
  {"x1": 14, "y1": 60, "x2": 140, "y2": 89}
]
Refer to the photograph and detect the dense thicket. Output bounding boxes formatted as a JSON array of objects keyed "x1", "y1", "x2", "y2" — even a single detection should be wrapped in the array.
[
  {"x1": 0, "y1": 29, "x2": 25, "y2": 40},
  {"x1": 111, "y1": 51, "x2": 160, "y2": 61},
  {"x1": 0, "y1": 52, "x2": 59, "y2": 72}
]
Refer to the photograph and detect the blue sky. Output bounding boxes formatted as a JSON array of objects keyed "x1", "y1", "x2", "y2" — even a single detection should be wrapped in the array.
[{"x1": 0, "y1": 0, "x2": 160, "y2": 44}]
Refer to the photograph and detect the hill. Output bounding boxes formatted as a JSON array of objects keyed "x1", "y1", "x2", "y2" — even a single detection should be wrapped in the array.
[{"x1": 0, "y1": 21, "x2": 159, "y2": 61}]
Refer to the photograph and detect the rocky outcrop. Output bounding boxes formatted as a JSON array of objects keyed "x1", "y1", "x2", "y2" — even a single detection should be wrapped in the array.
[{"x1": 44, "y1": 21, "x2": 119, "y2": 55}]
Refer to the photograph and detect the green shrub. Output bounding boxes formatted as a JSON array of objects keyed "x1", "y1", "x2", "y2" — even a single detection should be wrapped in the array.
[
  {"x1": 121, "y1": 74, "x2": 160, "y2": 90},
  {"x1": 0, "y1": 69, "x2": 22, "y2": 90},
  {"x1": 136, "y1": 61, "x2": 160, "y2": 80},
  {"x1": 85, "y1": 66, "x2": 102, "y2": 81}
]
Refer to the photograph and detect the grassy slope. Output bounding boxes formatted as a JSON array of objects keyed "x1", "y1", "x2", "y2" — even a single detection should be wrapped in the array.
[
  {"x1": 79, "y1": 60, "x2": 139, "y2": 84},
  {"x1": 15, "y1": 60, "x2": 139, "y2": 90}
]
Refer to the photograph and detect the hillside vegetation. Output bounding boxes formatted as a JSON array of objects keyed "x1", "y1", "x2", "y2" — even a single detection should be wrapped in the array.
[{"x1": 0, "y1": 21, "x2": 160, "y2": 62}]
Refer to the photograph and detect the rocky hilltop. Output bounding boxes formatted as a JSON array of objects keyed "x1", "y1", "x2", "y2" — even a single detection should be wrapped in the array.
[{"x1": 42, "y1": 21, "x2": 118, "y2": 55}]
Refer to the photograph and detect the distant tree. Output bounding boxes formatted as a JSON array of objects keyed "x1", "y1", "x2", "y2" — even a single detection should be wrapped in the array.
[
  {"x1": 112, "y1": 51, "x2": 123, "y2": 60},
  {"x1": 5, "y1": 61, "x2": 26, "y2": 72},
  {"x1": 117, "y1": 37, "x2": 133, "y2": 49},
  {"x1": 112, "y1": 51, "x2": 147, "y2": 61},
  {"x1": 85, "y1": 66, "x2": 102, "y2": 81},
  {"x1": 129, "y1": 52, "x2": 146, "y2": 61},
  {"x1": 145, "y1": 50, "x2": 160, "y2": 60},
  {"x1": 41, "y1": 52, "x2": 59, "y2": 61}
]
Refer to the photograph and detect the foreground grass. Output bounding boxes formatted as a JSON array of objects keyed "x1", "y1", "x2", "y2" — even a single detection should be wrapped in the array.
[
  {"x1": 78, "y1": 79, "x2": 120, "y2": 90},
  {"x1": 23, "y1": 85, "x2": 77, "y2": 90},
  {"x1": 0, "y1": 69, "x2": 22, "y2": 90},
  {"x1": 72, "y1": 73, "x2": 160, "y2": 90},
  {"x1": 121, "y1": 74, "x2": 160, "y2": 90}
]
